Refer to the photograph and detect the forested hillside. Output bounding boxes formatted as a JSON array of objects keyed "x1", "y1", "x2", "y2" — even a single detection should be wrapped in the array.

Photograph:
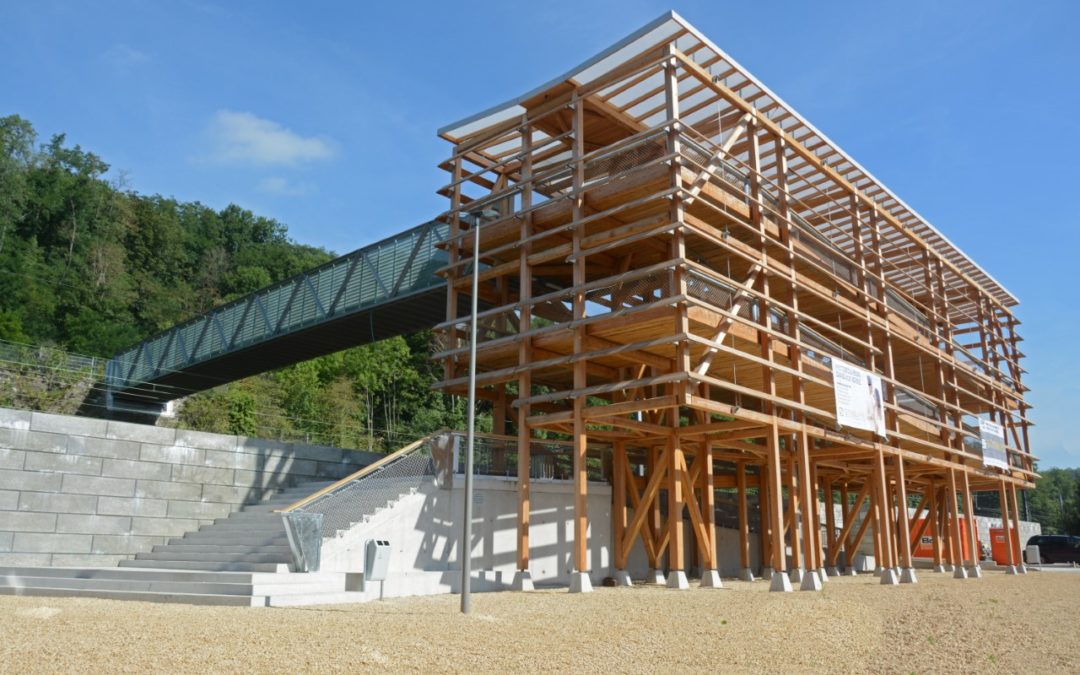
[{"x1": 0, "y1": 114, "x2": 472, "y2": 448}]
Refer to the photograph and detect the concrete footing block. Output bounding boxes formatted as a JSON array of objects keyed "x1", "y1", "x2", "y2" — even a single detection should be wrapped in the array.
[
  {"x1": 511, "y1": 570, "x2": 534, "y2": 591},
  {"x1": 880, "y1": 568, "x2": 900, "y2": 585},
  {"x1": 953, "y1": 566, "x2": 968, "y2": 579},
  {"x1": 569, "y1": 571, "x2": 593, "y2": 594},
  {"x1": 760, "y1": 566, "x2": 774, "y2": 581},
  {"x1": 966, "y1": 565, "x2": 982, "y2": 579},
  {"x1": 613, "y1": 569, "x2": 633, "y2": 587},
  {"x1": 1004, "y1": 565, "x2": 1018, "y2": 576},
  {"x1": 818, "y1": 568, "x2": 829, "y2": 584},
  {"x1": 738, "y1": 567, "x2": 755, "y2": 582},
  {"x1": 1018, "y1": 564, "x2": 1028, "y2": 575},
  {"x1": 645, "y1": 568, "x2": 666, "y2": 585},
  {"x1": 666, "y1": 570, "x2": 689, "y2": 590},
  {"x1": 845, "y1": 567, "x2": 858, "y2": 576},
  {"x1": 872, "y1": 566, "x2": 884, "y2": 577},
  {"x1": 933, "y1": 564, "x2": 947, "y2": 573},
  {"x1": 899, "y1": 567, "x2": 918, "y2": 584},
  {"x1": 700, "y1": 569, "x2": 722, "y2": 588},
  {"x1": 825, "y1": 566, "x2": 839, "y2": 577},
  {"x1": 769, "y1": 572, "x2": 793, "y2": 592},
  {"x1": 789, "y1": 567, "x2": 805, "y2": 584},
  {"x1": 800, "y1": 569, "x2": 823, "y2": 591}
]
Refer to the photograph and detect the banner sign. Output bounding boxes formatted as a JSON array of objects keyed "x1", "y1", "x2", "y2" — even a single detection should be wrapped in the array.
[
  {"x1": 979, "y1": 419, "x2": 1009, "y2": 470},
  {"x1": 832, "y1": 359, "x2": 887, "y2": 437}
]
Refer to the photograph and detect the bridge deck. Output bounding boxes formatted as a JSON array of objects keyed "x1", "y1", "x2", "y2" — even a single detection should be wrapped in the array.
[{"x1": 107, "y1": 221, "x2": 449, "y2": 404}]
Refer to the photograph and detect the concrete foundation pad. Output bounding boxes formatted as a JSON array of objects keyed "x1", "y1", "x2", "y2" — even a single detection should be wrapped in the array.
[
  {"x1": 966, "y1": 565, "x2": 982, "y2": 579},
  {"x1": 789, "y1": 567, "x2": 805, "y2": 584},
  {"x1": 1004, "y1": 565, "x2": 1018, "y2": 576},
  {"x1": 760, "y1": 566, "x2": 773, "y2": 581},
  {"x1": 825, "y1": 566, "x2": 838, "y2": 577},
  {"x1": 645, "y1": 568, "x2": 666, "y2": 585},
  {"x1": 800, "y1": 570, "x2": 823, "y2": 591},
  {"x1": 769, "y1": 572, "x2": 793, "y2": 592},
  {"x1": 511, "y1": 570, "x2": 534, "y2": 591},
  {"x1": 738, "y1": 567, "x2": 755, "y2": 582},
  {"x1": 880, "y1": 568, "x2": 899, "y2": 585},
  {"x1": 666, "y1": 570, "x2": 689, "y2": 590},
  {"x1": 818, "y1": 568, "x2": 829, "y2": 583},
  {"x1": 700, "y1": 569, "x2": 722, "y2": 588},
  {"x1": 872, "y1": 566, "x2": 884, "y2": 577},
  {"x1": 953, "y1": 566, "x2": 968, "y2": 579},
  {"x1": 569, "y1": 571, "x2": 593, "y2": 594},
  {"x1": 845, "y1": 567, "x2": 858, "y2": 576},
  {"x1": 899, "y1": 567, "x2": 918, "y2": 584},
  {"x1": 1018, "y1": 564, "x2": 1028, "y2": 575},
  {"x1": 933, "y1": 564, "x2": 947, "y2": 573},
  {"x1": 613, "y1": 569, "x2": 633, "y2": 587}
]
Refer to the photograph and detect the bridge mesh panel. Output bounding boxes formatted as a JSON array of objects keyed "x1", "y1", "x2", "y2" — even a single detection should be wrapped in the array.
[{"x1": 107, "y1": 221, "x2": 449, "y2": 395}]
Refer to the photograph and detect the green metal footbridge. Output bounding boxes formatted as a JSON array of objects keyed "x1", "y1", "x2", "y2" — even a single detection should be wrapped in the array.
[{"x1": 106, "y1": 220, "x2": 449, "y2": 406}]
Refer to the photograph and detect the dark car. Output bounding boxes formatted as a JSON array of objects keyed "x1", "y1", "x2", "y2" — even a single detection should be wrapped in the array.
[{"x1": 1025, "y1": 534, "x2": 1080, "y2": 564}]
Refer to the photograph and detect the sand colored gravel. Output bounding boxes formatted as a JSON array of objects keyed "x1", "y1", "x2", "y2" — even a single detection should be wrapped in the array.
[{"x1": 1, "y1": 571, "x2": 1077, "y2": 673}]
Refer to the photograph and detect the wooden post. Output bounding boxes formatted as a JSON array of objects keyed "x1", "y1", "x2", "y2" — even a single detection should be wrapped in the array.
[
  {"x1": 947, "y1": 468, "x2": 967, "y2": 578},
  {"x1": 824, "y1": 477, "x2": 836, "y2": 573},
  {"x1": 737, "y1": 460, "x2": 752, "y2": 580},
  {"x1": 997, "y1": 478, "x2": 1016, "y2": 572},
  {"x1": 1008, "y1": 483, "x2": 1026, "y2": 572},
  {"x1": 766, "y1": 422, "x2": 791, "y2": 590},
  {"x1": 928, "y1": 483, "x2": 944, "y2": 571},
  {"x1": 959, "y1": 469, "x2": 981, "y2": 577},
  {"x1": 759, "y1": 463, "x2": 772, "y2": 575},
  {"x1": 893, "y1": 457, "x2": 916, "y2": 582},
  {"x1": 797, "y1": 431, "x2": 820, "y2": 589},
  {"x1": 569, "y1": 94, "x2": 590, "y2": 593},
  {"x1": 874, "y1": 449, "x2": 898, "y2": 583},
  {"x1": 786, "y1": 450, "x2": 803, "y2": 578},
  {"x1": 612, "y1": 442, "x2": 629, "y2": 583},
  {"x1": 514, "y1": 120, "x2": 534, "y2": 591},
  {"x1": 702, "y1": 442, "x2": 720, "y2": 585}
]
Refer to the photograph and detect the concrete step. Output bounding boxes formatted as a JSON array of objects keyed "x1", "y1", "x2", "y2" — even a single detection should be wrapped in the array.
[
  {"x1": 268, "y1": 591, "x2": 370, "y2": 607},
  {"x1": 118, "y1": 560, "x2": 292, "y2": 573},
  {"x1": 196, "y1": 523, "x2": 285, "y2": 533},
  {"x1": 134, "y1": 551, "x2": 292, "y2": 564},
  {"x1": 152, "y1": 544, "x2": 293, "y2": 555},
  {"x1": 0, "y1": 574, "x2": 342, "y2": 597},
  {"x1": 0, "y1": 585, "x2": 268, "y2": 606},
  {"x1": 214, "y1": 512, "x2": 285, "y2": 523},
  {"x1": 170, "y1": 535, "x2": 289, "y2": 546}
]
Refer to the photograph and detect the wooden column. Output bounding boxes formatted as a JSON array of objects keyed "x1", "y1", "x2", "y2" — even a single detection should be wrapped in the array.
[
  {"x1": 797, "y1": 431, "x2": 819, "y2": 588},
  {"x1": 737, "y1": 460, "x2": 752, "y2": 577},
  {"x1": 1008, "y1": 483, "x2": 1026, "y2": 571},
  {"x1": 893, "y1": 457, "x2": 915, "y2": 581},
  {"x1": 703, "y1": 442, "x2": 718, "y2": 574},
  {"x1": 928, "y1": 483, "x2": 944, "y2": 570},
  {"x1": 515, "y1": 121, "x2": 534, "y2": 584},
  {"x1": 873, "y1": 449, "x2": 897, "y2": 582},
  {"x1": 786, "y1": 451, "x2": 803, "y2": 575},
  {"x1": 612, "y1": 442, "x2": 630, "y2": 583},
  {"x1": 766, "y1": 422, "x2": 790, "y2": 590},
  {"x1": 759, "y1": 462, "x2": 773, "y2": 573},
  {"x1": 959, "y1": 469, "x2": 980, "y2": 575},
  {"x1": 824, "y1": 478, "x2": 836, "y2": 572},
  {"x1": 946, "y1": 468, "x2": 967, "y2": 577},
  {"x1": 569, "y1": 94, "x2": 590, "y2": 591},
  {"x1": 997, "y1": 478, "x2": 1016, "y2": 571}
]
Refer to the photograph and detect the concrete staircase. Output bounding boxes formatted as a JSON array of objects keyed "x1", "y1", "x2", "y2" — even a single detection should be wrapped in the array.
[{"x1": 0, "y1": 480, "x2": 362, "y2": 606}]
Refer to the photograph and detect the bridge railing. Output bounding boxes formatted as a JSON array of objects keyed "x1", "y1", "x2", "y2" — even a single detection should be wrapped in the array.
[{"x1": 106, "y1": 220, "x2": 448, "y2": 398}]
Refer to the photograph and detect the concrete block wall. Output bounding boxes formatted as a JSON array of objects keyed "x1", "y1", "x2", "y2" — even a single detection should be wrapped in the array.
[{"x1": 0, "y1": 408, "x2": 378, "y2": 567}]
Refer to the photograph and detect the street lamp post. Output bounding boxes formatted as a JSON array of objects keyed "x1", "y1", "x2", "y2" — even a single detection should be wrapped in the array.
[{"x1": 460, "y1": 213, "x2": 483, "y2": 614}]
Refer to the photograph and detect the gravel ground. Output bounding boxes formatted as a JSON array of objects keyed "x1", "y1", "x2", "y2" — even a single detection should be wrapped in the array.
[{"x1": 1, "y1": 571, "x2": 1076, "y2": 673}]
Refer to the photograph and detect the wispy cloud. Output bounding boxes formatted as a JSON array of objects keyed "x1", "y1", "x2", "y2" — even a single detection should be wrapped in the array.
[
  {"x1": 100, "y1": 44, "x2": 149, "y2": 69},
  {"x1": 205, "y1": 110, "x2": 336, "y2": 166},
  {"x1": 257, "y1": 176, "x2": 316, "y2": 196}
]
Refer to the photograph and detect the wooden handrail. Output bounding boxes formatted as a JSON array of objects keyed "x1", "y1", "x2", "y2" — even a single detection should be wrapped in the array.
[{"x1": 275, "y1": 430, "x2": 448, "y2": 514}]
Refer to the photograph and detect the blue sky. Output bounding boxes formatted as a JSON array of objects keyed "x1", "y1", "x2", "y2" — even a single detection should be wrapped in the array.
[{"x1": 2, "y1": 1, "x2": 1077, "y2": 467}]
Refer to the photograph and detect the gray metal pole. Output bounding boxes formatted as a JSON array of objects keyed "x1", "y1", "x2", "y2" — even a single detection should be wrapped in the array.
[{"x1": 460, "y1": 217, "x2": 480, "y2": 614}]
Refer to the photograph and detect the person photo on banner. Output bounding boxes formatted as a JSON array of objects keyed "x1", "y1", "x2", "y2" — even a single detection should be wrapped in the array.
[{"x1": 867, "y1": 375, "x2": 886, "y2": 437}]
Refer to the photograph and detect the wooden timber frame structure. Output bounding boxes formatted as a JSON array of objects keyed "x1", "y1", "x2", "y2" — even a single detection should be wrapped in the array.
[{"x1": 433, "y1": 12, "x2": 1036, "y2": 592}]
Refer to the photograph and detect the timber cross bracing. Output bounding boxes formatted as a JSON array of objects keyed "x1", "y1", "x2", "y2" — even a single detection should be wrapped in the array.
[
  {"x1": 434, "y1": 12, "x2": 1035, "y2": 591},
  {"x1": 107, "y1": 220, "x2": 449, "y2": 404}
]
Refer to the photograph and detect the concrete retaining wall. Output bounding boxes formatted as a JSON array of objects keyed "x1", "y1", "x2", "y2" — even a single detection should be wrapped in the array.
[{"x1": 0, "y1": 408, "x2": 378, "y2": 566}]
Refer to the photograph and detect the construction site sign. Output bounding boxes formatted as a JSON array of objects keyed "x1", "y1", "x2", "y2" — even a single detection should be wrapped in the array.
[
  {"x1": 979, "y1": 419, "x2": 1009, "y2": 470},
  {"x1": 832, "y1": 359, "x2": 888, "y2": 437}
]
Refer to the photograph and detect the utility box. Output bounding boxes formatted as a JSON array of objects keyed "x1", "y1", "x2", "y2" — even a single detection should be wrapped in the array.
[
  {"x1": 1026, "y1": 544, "x2": 1041, "y2": 565},
  {"x1": 365, "y1": 540, "x2": 392, "y2": 581}
]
